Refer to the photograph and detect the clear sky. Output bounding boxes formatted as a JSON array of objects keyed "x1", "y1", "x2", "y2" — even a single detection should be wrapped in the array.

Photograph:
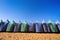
[{"x1": 0, "y1": 0, "x2": 60, "y2": 22}]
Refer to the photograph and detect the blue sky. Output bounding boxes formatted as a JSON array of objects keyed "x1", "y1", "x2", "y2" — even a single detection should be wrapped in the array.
[{"x1": 0, "y1": 0, "x2": 60, "y2": 22}]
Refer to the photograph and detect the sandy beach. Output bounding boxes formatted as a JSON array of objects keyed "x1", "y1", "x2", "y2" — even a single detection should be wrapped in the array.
[{"x1": 0, "y1": 33, "x2": 60, "y2": 40}]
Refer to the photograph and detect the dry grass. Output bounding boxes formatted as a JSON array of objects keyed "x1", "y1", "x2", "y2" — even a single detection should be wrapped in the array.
[{"x1": 0, "y1": 33, "x2": 60, "y2": 40}]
